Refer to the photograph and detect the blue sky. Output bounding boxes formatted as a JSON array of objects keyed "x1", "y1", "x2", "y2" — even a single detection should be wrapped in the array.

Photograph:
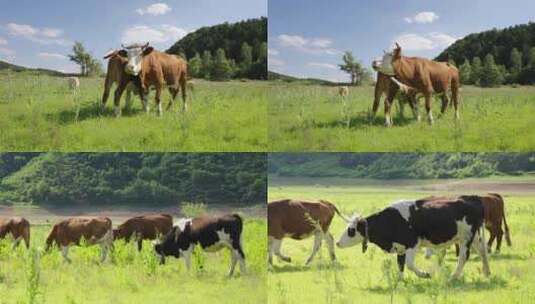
[
  {"x1": 0, "y1": 0, "x2": 266, "y2": 73},
  {"x1": 268, "y1": 0, "x2": 535, "y2": 82}
]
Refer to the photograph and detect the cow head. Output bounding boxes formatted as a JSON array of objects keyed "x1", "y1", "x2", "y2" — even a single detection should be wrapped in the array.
[
  {"x1": 372, "y1": 42, "x2": 402, "y2": 76},
  {"x1": 154, "y1": 224, "x2": 189, "y2": 264},
  {"x1": 121, "y1": 42, "x2": 154, "y2": 76},
  {"x1": 336, "y1": 215, "x2": 369, "y2": 253}
]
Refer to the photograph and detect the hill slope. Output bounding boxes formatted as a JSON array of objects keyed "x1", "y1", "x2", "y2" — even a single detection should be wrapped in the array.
[{"x1": 0, "y1": 60, "x2": 65, "y2": 76}]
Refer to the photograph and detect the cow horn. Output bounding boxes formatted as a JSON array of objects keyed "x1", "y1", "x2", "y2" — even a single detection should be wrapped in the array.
[
  {"x1": 121, "y1": 44, "x2": 126, "y2": 49},
  {"x1": 143, "y1": 42, "x2": 149, "y2": 49}
]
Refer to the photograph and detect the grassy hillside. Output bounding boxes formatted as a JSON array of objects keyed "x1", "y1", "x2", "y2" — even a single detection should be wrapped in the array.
[
  {"x1": 0, "y1": 153, "x2": 267, "y2": 207},
  {"x1": 0, "y1": 72, "x2": 267, "y2": 151},
  {"x1": 268, "y1": 84, "x2": 535, "y2": 151},
  {"x1": 0, "y1": 61, "x2": 66, "y2": 76},
  {"x1": 268, "y1": 70, "x2": 337, "y2": 85}
]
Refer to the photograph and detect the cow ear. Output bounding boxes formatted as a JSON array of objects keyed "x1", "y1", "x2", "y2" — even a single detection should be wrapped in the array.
[
  {"x1": 118, "y1": 50, "x2": 127, "y2": 58},
  {"x1": 143, "y1": 46, "x2": 154, "y2": 56}
]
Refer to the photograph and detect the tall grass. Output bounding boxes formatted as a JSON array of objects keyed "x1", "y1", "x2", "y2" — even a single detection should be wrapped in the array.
[
  {"x1": 268, "y1": 83, "x2": 535, "y2": 151},
  {"x1": 0, "y1": 72, "x2": 267, "y2": 151}
]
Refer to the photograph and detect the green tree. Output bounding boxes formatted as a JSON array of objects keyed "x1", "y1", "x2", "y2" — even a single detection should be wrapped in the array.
[
  {"x1": 188, "y1": 53, "x2": 202, "y2": 78},
  {"x1": 68, "y1": 42, "x2": 91, "y2": 76},
  {"x1": 510, "y1": 48, "x2": 523, "y2": 73},
  {"x1": 480, "y1": 54, "x2": 503, "y2": 87},
  {"x1": 239, "y1": 42, "x2": 253, "y2": 76},
  {"x1": 339, "y1": 51, "x2": 367, "y2": 85},
  {"x1": 201, "y1": 50, "x2": 212, "y2": 79},
  {"x1": 470, "y1": 56, "x2": 482, "y2": 85},
  {"x1": 87, "y1": 57, "x2": 103, "y2": 77},
  {"x1": 211, "y1": 48, "x2": 232, "y2": 81},
  {"x1": 459, "y1": 59, "x2": 472, "y2": 85},
  {"x1": 528, "y1": 47, "x2": 535, "y2": 67}
]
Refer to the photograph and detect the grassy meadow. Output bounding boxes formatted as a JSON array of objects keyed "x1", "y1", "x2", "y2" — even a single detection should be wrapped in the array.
[
  {"x1": 268, "y1": 83, "x2": 535, "y2": 151},
  {"x1": 0, "y1": 217, "x2": 267, "y2": 304},
  {"x1": 268, "y1": 176, "x2": 535, "y2": 304},
  {"x1": 0, "y1": 71, "x2": 267, "y2": 151}
]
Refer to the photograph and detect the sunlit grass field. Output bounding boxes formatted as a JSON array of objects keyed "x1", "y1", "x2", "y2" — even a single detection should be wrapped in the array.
[
  {"x1": 268, "y1": 84, "x2": 535, "y2": 151},
  {"x1": 268, "y1": 177, "x2": 535, "y2": 304},
  {"x1": 0, "y1": 71, "x2": 267, "y2": 151},
  {"x1": 0, "y1": 218, "x2": 267, "y2": 304}
]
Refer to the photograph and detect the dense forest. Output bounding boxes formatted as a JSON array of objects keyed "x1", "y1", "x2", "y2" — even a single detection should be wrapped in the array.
[
  {"x1": 167, "y1": 17, "x2": 267, "y2": 80},
  {"x1": 436, "y1": 22, "x2": 535, "y2": 86},
  {"x1": 0, "y1": 153, "x2": 267, "y2": 206},
  {"x1": 269, "y1": 153, "x2": 535, "y2": 179}
]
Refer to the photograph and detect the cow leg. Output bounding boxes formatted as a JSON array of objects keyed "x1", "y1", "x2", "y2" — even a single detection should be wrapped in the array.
[
  {"x1": 324, "y1": 232, "x2": 336, "y2": 262},
  {"x1": 271, "y1": 238, "x2": 291, "y2": 263},
  {"x1": 183, "y1": 248, "x2": 192, "y2": 271},
  {"x1": 124, "y1": 88, "x2": 133, "y2": 112},
  {"x1": 424, "y1": 93, "x2": 434, "y2": 124},
  {"x1": 12, "y1": 237, "x2": 22, "y2": 249},
  {"x1": 137, "y1": 239, "x2": 143, "y2": 252},
  {"x1": 372, "y1": 84, "x2": 382, "y2": 117},
  {"x1": 451, "y1": 240, "x2": 471, "y2": 280},
  {"x1": 406, "y1": 248, "x2": 430, "y2": 278},
  {"x1": 440, "y1": 93, "x2": 449, "y2": 115},
  {"x1": 495, "y1": 225, "x2": 504, "y2": 253},
  {"x1": 101, "y1": 76, "x2": 112, "y2": 110},
  {"x1": 475, "y1": 229, "x2": 491, "y2": 276},
  {"x1": 167, "y1": 87, "x2": 178, "y2": 111},
  {"x1": 397, "y1": 254, "x2": 406, "y2": 279},
  {"x1": 451, "y1": 78, "x2": 460, "y2": 120},
  {"x1": 155, "y1": 86, "x2": 163, "y2": 116},
  {"x1": 100, "y1": 244, "x2": 109, "y2": 262},
  {"x1": 305, "y1": 232, "x2": 323, "y2": 266},
  {"x1": 232, "y1": 234, "x2": 246, "y2": 273},
  {"x1": 487, "y1": 227, "x2": 496, "y2": 254},
  {"x1": 408, "y1": 95, "x2": 420, "y2": 121},
  {"x1": 384, "y1": 95, "x2": 394, "y2": 127},
  {"x1": 113, "y1": 79, "x2": 129, "y2": 117},
  {"x1": 268, "y1": 237, "x2": 274, "y2": 265},
  {"x1": 228, "y1": 250, "x2": 238, "y2": 276},
  {"x1": 62, "y1": 246, "x2": 72, "y2": 263},
  {"x1": 180, "y1": 73, "x2": 188, "y2": 112},
  {"x1": 24, "y1": 229, "x2": 30, "y2": 249}
]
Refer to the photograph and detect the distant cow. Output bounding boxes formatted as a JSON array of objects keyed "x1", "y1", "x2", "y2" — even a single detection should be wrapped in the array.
[
  {"x1": 268, "y1": 199, "x2": 347, "y2": 266},
  {"x1": 373, "y1": 43, "x2": 460, "y2": 124},
  {"x1": 101, "y1": 49, "x2": 140, "y2": 116},
  {"x1": 113, "y1": 214, "x2": 173, "y2": 251},
  {"x1": 45, "y1": 217, "x2": 113, "y2": 263},
  {"x1": 338, "y1": 86, "x2": 349, "y2": 97},
  {"x1": 337, "y1": 196, "x2": 490, "y2": 280},
  {"x1": 0, "y1": 217, "x2": 30, "y2": 249},
  {"x1": 117, "y1": 42, "x2": 188, "y2": 116},
  {"x1": 154, "y1": 214, "x2": 246, "y2": 276},
  {"x1": 67, "y1": 77, "x2": 80, "y2": 91}
]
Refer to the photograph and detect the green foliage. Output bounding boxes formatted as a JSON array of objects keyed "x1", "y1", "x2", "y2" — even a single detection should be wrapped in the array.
[
  {"x1": 167, "y1": 17, "x2": 267, "y2": 80},
  {"x1": 459, "y1": 59, "x2": 472, "y2": 85},
  {"x1": 436, "y1": 22, "x2": 535, "y2": 84},
  {"x1": 212, "y1": 49, "x2": 233, "y2": 81},
  {"x1": 480, "y1": 54, "x2": 504, "y2": 87},
  {"x1": 0, "y1": 153, "x2": 267, "y2": 206},
  {"x1": 181, "y1": 202, "x2": 208, "y2": 218},
  {"x1": 68, "y1": 42, "x2": 102, "y2": 77},
  {"x1": 339, "y1": 51, "x2": 371, "y2": 85},
  {"x1": 269, "y1": 153, "x2": 535, "y2": 179},
  {"x1": 470, "y1": 57, "x2": 482, "y2": 85},
  {"x1": 188, "y1": 53, "x2": 202, "y2": 78}
]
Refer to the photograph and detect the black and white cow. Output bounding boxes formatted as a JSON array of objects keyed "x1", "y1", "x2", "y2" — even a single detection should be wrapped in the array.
[
  {"x1": 336, "y1": 196, "x2": 490, "y2": 280},
  {"x1": 154, "y1": 213, "x2": 246, "y2": 276}
]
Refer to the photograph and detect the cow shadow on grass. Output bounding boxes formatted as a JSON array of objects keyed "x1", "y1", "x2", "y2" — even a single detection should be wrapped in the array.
[
  {"x1": 365, "y1": 275, "x2": 508, "y2": 294},
  {"x1": 306, "y1": 113, "x2": 416, "y2": 130},
  {"x1": 46, "y1": 101, "x2": 144, "y2": 125},
  {"x1": 270, "y1": 262, "x2": 348, "y2": 274}
]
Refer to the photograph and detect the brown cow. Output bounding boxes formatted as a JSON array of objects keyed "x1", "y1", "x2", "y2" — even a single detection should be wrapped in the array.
[
  {"x1": 268, "y1": 199, "x2": 348, "y2": 266},
  {"x1": 373, "y1": 43, "x2": 460, "y2": 125},
  {"x1": 113, "y1": 214, "x2": 173, "y2": 251},
  {"x1": 101, "y1": 50, "x2": 140, "y2": 116},
  {"x1": 116, "y1": 43, "x2": 188, "y2": 116},
  {"x1": 45, "y1": 217, "x2": 113, "y2": 263},
  {"x1": 372, "y1": 72, "x2": 420, "y2": 125},
  {"x1": 0, "y1": 217, "x2": 30, "y2": 249}
]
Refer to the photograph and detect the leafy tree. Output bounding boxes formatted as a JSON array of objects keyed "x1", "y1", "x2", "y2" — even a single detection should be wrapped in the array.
[
  {"x1": 68, "y1": 42, "x2": 101, "y2": 76},
  {"x1": 201, "y1": 50, "x2": 212, "y2": 79},
  {"x1": 211, "y1": 48, "x2": 232, "y2": 81},
  {"x1": 459, "y1": 59, "x2": 472, "y2": 85},
  {"x1": 470, "y1": 56, "x2": 482, "y2": 85},
  {"x1": 239, "y1": 42, "x2": 253, "y2": 76},
  {"x1": 188, "y1": 53, "x2": 202, "y2": 78},
  {"x1": 480, "y1": 54, "x2": 503, "y2": 87},
  {"x1": 339, "y1": 51, "x2": 367, "y2": 85},
  {"x1": 510, "y1": 48, "x2": 523, "y2": 74}
]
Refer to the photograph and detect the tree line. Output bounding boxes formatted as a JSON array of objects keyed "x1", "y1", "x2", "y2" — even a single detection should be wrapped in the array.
[
  {"x1": 167, "y1": 17, "x2": 267, "y2": 80},
  {"x1": 269, "y1": 153, "x2": 535, "y2": 179},
  {"x1": 0, "y1": 153, "x2": 267, "y2": 206},
  {"x1": 437, "y1": 22, "x2": 535, "y2": 86}
]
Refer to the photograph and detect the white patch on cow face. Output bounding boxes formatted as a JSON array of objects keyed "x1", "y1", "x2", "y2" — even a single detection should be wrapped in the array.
[
  {"x1": 125, "y1": 47, "x2": 143, "y2": 76},
  {"x1": 336, "y1": 216, "x2": 364, "y2": 248},
  {"x1": 375, "y1": 51, "x2": 395, "y2": 76},
  {"x1": 390, "y1": 200, "x2": 415, "y2": 221}
]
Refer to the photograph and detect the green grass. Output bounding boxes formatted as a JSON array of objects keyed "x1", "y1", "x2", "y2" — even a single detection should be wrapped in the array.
[
  {"x1": 0, "y1": 218, "x2": 267, "y2": 304},
  {"x1": 268, "y1": 177, "x2": 535, "y2": 304},
  {"x1": 268, "y1": 84, "x2": 535, "y2": 151},
  {"x1": 0, "y1": 72, "x2": 267, "y2": 151}
]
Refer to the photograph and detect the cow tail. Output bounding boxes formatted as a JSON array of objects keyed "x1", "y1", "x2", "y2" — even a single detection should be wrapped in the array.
[
  {"x1": 232, "y1": 214, "x2": 243, "y2": 234},
  {"x1": 503, "y1": 205, "x2": 512, "y2": 247},
  {"x1": 46, "y1": 224, "x2": 58, "y2": 250},
  {"x1": 324, "y1": 201, "x2": 351, "y2": 223},
  {"x1": 23, "y1": 220, "x2": 30, "y2": 249}
]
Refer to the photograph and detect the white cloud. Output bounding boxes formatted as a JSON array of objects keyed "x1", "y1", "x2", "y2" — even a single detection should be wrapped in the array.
[
  {"x1": 0, "y1": 37, "x2": 7, "y2": 45},
  {"x1": 136, "y1": 3, "x2": 171, "y2": 16},
  {"x1": 404, "y1": 11, "x2": 439, "y2": 24},
  {"x1": 38, "y1": 52, "x2": 67, "y2": 60},
  {"x1": 121, "y1": 25, "x2": 189, "y2": 45},
  {"x1": 307, "y1": 62, "x2": 337, "y2": 69},
  {"x1": 393, "y1": 32, "x2": 458, "y2": 51},
  {"x1": 0, "y1": 47, "x2": 15, "y2": 55},
  {"x1": 277, "y1": 34, "x2": 339, "y2": 55},
  {"x1": 268, "y1": 48, "x2": 279, "y2": 56},
  {"x1": 268, "y1": 57, "x2": 284, "y2": 67},
  {"x1": 6, "y1": 23, "x2": 71, "y2": 46}
]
